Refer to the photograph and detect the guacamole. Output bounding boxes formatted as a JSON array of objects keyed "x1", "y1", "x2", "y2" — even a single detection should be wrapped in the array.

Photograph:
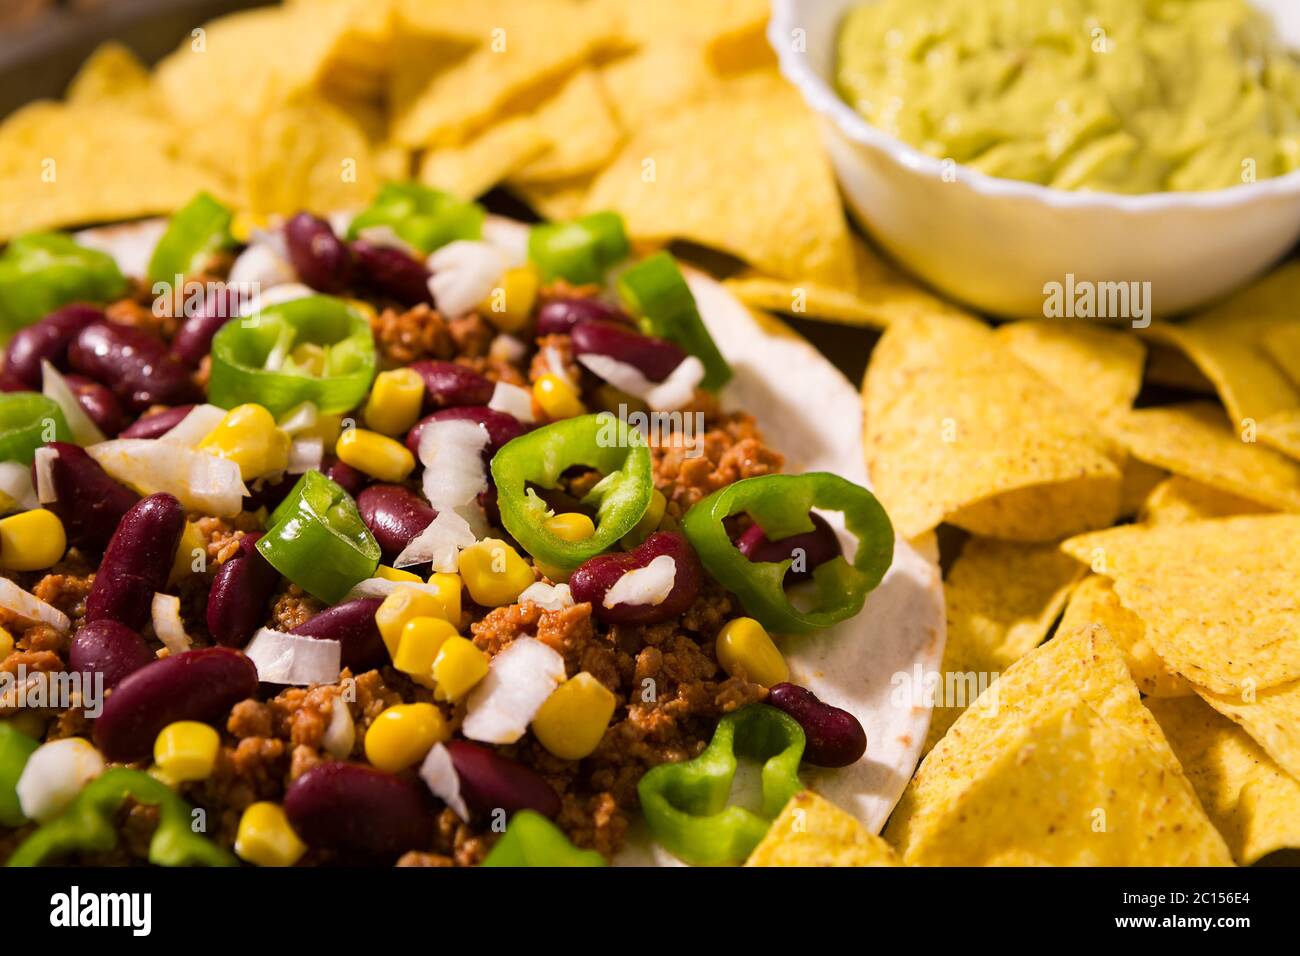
[{"x1": 836, "y1": 0, "x2": 1300, "y2": 193}]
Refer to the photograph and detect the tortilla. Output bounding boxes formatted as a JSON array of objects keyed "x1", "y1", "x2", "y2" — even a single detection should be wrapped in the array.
[
  {"x1": 992, "y1": 320, "x2": 1146, "y2": 419},
  {"x1": 745, "y1": 791, "x2": 900, "y2": 867},
  {"x1": 511, "y1": 69, "x2": 623, "y2": 184},
  {"x1": 418, "y1": 115, "x2": 550, "y2": 199},
  {"x1": 1139, "y1": 475, "x2": 1269, "y2": 526},
  {"x1": 1196, "y1": 682, "x2": 1300, "y2": 785},
  {"x1": 1117, "y1": 457, "x2": 1168, "y2": 519}
]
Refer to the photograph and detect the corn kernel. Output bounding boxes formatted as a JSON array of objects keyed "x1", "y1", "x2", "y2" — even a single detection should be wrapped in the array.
[
  {"x1": 533, "y1": 374, "x2": 585, "y2": 420},
  {"x1": 622, "y1": 489, "x2": 666, "y2": 548},
  {"x1": 364, "y1": 368, "x2": 425, "y2": 436},
  {"x1": 458, "y1": 538, "x2": 535, "y2": 607},
  {"x1": 286, "y1": 342, "x2": 326, "y2": 377},
  {"x1": 364, "y1": 702, "x2": 448, "y2": 772},
  {"x1": 425, "y1": 572, "x2": 462, "y2": 624},
  {"x1": 335, "y1": 427, "x2": 415, "y2": 482},
  {"x1": 0, "y1": 625, "x2": 12, "y2": 659},
  {"x1": 536, "y1": 513, "x2": 596, "y2": 581},
  {"x1": 169, "y1": 521, "x2": 207, "y2": 585},
  {"x1": 153, "y1": 721, "x2": 220, "y2": 782},
  {"x1": 0, "y1": 509, "x2": 66, "y2": 571},
  {"x1": 235, "y1": 802, "x2": 306, "y2": 867},
  {"x1": 432, "y1": 636, "x2": 488, "y2": 702},
  {"x1": 715, "y1": 617, "x2": 788, "y2": 687},
  {"x1": 532, "y1": 672, "x2": 616, "y2": 760},
  {"x1": 375, "y1": 586, "x2": 456, "y2": 656},
  {"x1": 376, "y1": 564, "x2": 422, "y2": 583},
  {"x1": 197, "y1": 403, "x2": 291, "y2": 480},
  {"x1": 481, "y1": 264, "x2": 539, "y2": 332},
  {"x1": 393, "y1": 616, "x2": 458, "y2": 684}
]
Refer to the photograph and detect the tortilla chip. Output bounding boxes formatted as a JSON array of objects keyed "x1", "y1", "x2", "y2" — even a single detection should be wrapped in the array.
[
  {"x1": 1140, "y1": 475, "x2": 1269, "y2": 526},
  {"x1": 1258, "y1": 410, "x2": 1300, "y2": 461},
  {"x1": 1147, "y1": 696, "x2": 1300, "y2": 864},
  {"x1": 1197, "y1": 682, "x2": 1300, "y2": 785},
  {"x1": 1145, "y1": 344, "x2": 1217, "y2": 394},
  {"x1": 1262, "y1": 323, "x2": 1300, "y2": 389},
  {"x1": 745, "y1": 791, "x2": 900, "y2": 867},
  {"x1": 864, "y1": 312, "x2": 1122, "y2": 541},
  {"x1": 512, "y1": 69, "x2": 623, "y2": 184},
  {"x1": 886, "y1": 626, "x2": 1232, "y2": 866},
  {"x1": 1108, "y1": 402, "x2": 1300, "y2": 512},
  {"x1": 993, "y1": 321, "x2": 1145, "y2": 419},
  {"x1": 65, "y1": 42, "x2": 153, "y2": 105},
  {"x1": 418, "y1": 115, "x2": 549, "y2": 199},
  {"x1": 508, "y1": 176, "x2": 594, "y2": 222},
  {"x1": 924, "y1": 539, "x2": 1085, "y2": 751},
  {"x1": 1117, "y1": 456, "x2": 1168, "y2": 518},
  {"x1": 597, "y1": 45, "x2": 723, "y2": 128},
  {"x1": 1062, "y1": 515, "x2": 1300, "y2": 695},
  {"x1": 1057, "y1": 576, "x2": 1192, "y2": 698},
  {"x1": 598, "y1": 0, "x2": 769, "y2": 48}
]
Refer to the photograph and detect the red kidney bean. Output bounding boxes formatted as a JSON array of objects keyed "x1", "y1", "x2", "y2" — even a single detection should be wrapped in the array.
[
  {"x1": 536, "y1": 296, "x2": 628, "y2": 336},
  {"x1": 68, "y1": 322, "x2": 199, "y2": 412},
  {"x1": 170, "y1": 286, "x2": 239, "y2": 366},
  {"x1": 351, "y1": 240, "x2": 433, "y2": 306},
  {"x1": 85, "y1": 492, "x2": 184, "y2": 630},
  {"x1": 736, "y1": 513, "x2": 841, "y2": 584},
  {"x1": 570, "y1": 531, "x2": 702, "y2": 625},
  {"x1": 92, "y1": 647, "x2": 258, "y2": 762},
  {"x1": 34, "y1": 442, "x2": 139, "y2": 556},
  {"x1": 356, "y1": 484, "x2": 435, "y2": 563},
  {"x1": 119, "y1": 404, "x2": 194, "y2": 439},
  {"x1": 68, "y1": 619, "x2": 154, "y2": 691},
  {"x1": 207, "y1": 533, "x2": 281, "y2": 649},
  {"x1": 444, "y1": 740, "x2": 561, "y2": 820},
  {"x1": 323, "y1": 457, "x2": 369, "y2": 498},
  {"x1": 284, "y1": 213, "x2": 353, "y2": 294},
  {"x1": 0, "y1": 304, "x2": 103, "y2": 390},
  {"x1": 410, "y1": 360, "x2": 493, "y2": 409},
  {"x1": 284, "y1": 761, "x2": 434, "y2": 860},
  {"x1": 63, "y1": 373, "x2": 126, "y2": 436},
  {"x1": 290, "y1": 598, "x2": 385, "y2": 670},
  {"x1": 405, "y1": 406, "x2": 524, "y2": 458},
  {"x1": 571, "y1": 320, "x2": 686, "y2": 382},
  {"x1": 767, "y1": 683, "x2": 867, "y2": 768}
]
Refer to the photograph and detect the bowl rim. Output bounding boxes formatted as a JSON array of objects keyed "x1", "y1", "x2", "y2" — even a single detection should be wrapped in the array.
[{"x1": 769, "y1": 0, "x2": 1300, "y2": 213}]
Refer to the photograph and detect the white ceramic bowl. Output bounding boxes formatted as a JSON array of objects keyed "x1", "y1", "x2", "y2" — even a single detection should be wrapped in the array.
[{"x1": 770, "y1": 0, "x2": 1300, "y2": 319}]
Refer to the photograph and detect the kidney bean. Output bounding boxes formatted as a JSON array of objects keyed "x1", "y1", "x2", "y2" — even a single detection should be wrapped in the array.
[
  {"x1": 351, "y1": 240, "x2": 433, "y2": 306},
  {"x1": 570, "y1": 531, "x2": 702, "y2": 625},
  {"x1": 736, "y1": 513, "x2": 841, "y2": 584},
  {"x1": 536, "y1": 296, "x2": 628, "y2": 336},
  {"x1": 571, "y1": 320, "x2": 686, "y2": 382},
  {"x1": 68, "y1": 322, "x2": 200, "y2": 412},
  {"x1": 63, "y1": 373, "x2": 126, "y2": 436},
  {"x1": 405, "y1": 406, "x2": 524, "y2": 458},
  {"x1": 284, "y1": 213, "x2": 353, "y2": 294},
  {"x1": 290, "y1": 598, "x2": 385, "y2": 670},
  {"x1": 444, "y1": 740, "x2": 561, "y2": 820},
  {"x1": 0, "y1": 304, "x2": 103, "y2": 390},
  {"x1": 356, "y1": 485, "x2": 435, "y2": 563},
  {"x1": 68, "y1": 619, "x2": 154, "y2": 692},
  {"x1": 119, "y1": 404, "x2": 194, "y2": 439},
  {"x1": 170, "y1": 286, "x2": 240, "y2": 366},
  {"x1": 767, "y1": 683, "x2": 867, "y2": 768},
  {"x1": 284, "y1": 761, "x2": 434, "y2": 860},
  {"x1": 207, "y1": 533, "x2": 280, "y2": 649},
  {"x1": 92, "y1": 647, "x2": 258, "y2": 762},
  {"x1": 85, "y1": 493, "x2": 184, "y2": 630},
  {"x1": 409, "y1": 360, "x2": 493, "y2": 409},
  {"x1": 324, "y1": 457, "x2": 369, "y2": 498},
  {"x1": 34, "y1": 442, "x2": 139, "y2": 556}
]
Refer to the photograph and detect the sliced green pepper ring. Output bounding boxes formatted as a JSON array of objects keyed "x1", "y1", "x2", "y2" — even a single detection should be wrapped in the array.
[
  {"x1": 147, "y1": 191, "x2": 233, "y2": 285},
  {"x1": 490, "y1": 412, "x2": 653, "y2": 572},
  {"x1": 527, "y1": 211, "x2": 629, "y2": 285},
  {"x1": 257, "y1": 470, "x2": 381, "y2": 604},
  {"x1": 0, "y1": 721, "x2": 39, "y2": 827},
  {"x1": 347, "y1": 182, "x2": 484, "y2": 254},
  {"x1": 0, "y1": 232, "x2": 126, "y2": 336},
  {"x1": 638, "y1": 704, "x2": 804, "y2": 866},
  {"x1": 681, "y1": 472, "x2": 894, "y2": 636},
  {"x1": 207, "y1": 295, "x2": 377, "y2": 416},
  {"x1": 481, "y1": 810, "x2": 607, "y2": 867},
  {"x1": 0, "y1": 392, "x2": 72, "y2": 463}
]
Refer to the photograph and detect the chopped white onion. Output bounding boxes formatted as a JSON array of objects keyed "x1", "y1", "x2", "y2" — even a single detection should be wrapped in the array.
[
  {"x1": 462, "y1": 637, "x2": 566, "y2": 744},
  {"x1": 237, "y1": 282, "x2": 315, "y2": 318},
  {"x1": 2, "y1": 459, "x2": 42, "y2": 509},
  {"x1": 322, "y1": 695, "x2": 356, "y2": 759},
  {"x1": 150, "y1": 593, "x2": 193, "y2": 655},
  {"x1": 74, "y1": 219, "x2": 167, "y2": 279},
  {"x1": 576, "y1": 354, "x2": 705, "y2": 412},
  {"x1": 17, "y1": 738, "x2": 105, "y2": 822},
  {"x1": 394, "y1": 509, "x2": 476, "y2": 571},
  {"x1": 487, "y1": 381, "x2": 536, "y2": 424},
  {"x1": 419, "y1": 743, "x2": 470, "y2": 821},
  {"x1": 326, "y1": 211, "x2": 356, "y2": 238},
  {"x1": 481, "y1": 218, "x2": 529, "y2": 268},
  {"x1": 419, "y1": 419, "x2": 489, "y2": 511},
  {"x1": 344, "y1": 577, "x2": 453, "y2": 602},
  {"x1": 159, "y1": 403, "x2": 228, "y2": 446},
  {"x1": 87, "y1": 439, "x2": 247, "y2": 517},
  {"x1": 277, "y1": 401, "x2": 319, "y2": 437},
  {"x1": 517, "y1": 581, "x2": 575, "y2": 612},
  {"x1": 287, "y1": 437, "x2": 324, "y2": 474},
  {"x1": 40, "y1": 361, "x2": 105, "y2": 446},
  {"x1": 228, "y1": 231, "x2": 295, "y2": 291},
  {"x1": 427, "y1": 240, "x2": 507, "y2": 319},
  {"x1": 355, "y1": 224, "x2": 418, "y2": 256},
  {"x1": 603, "y1": 555, "x2": 677, "y2": 608},
  {"x1": 543, "y1": 345, "x2": 576, "y2": 388},
  {"x1": 488, "y1": 334, "x2": 527, "y2": 365},
  {"x1": 244, "y1": 628, "x2": 341, "y2": 686},
  {"x1": 0, "y1": 577, "x2": 70, "y2": 632}
]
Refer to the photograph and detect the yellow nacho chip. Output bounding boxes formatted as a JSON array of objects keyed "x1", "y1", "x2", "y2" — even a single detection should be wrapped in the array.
[
  {"x1": 993, "y1": 321, "x2": 1146, "y2": 419},
  {"x1": 1258, "y1": 410, "x2": 1300, "y2": 461},
  {"x1": 1262, "y1": 323, "x2": 1300, "y2": 389},
  {"x1": 863, "y1": 312, "x2": 1122, "y2": 541},
  {"x1": 1147, "y1": 696, "x2": 1300, "y2": 864},
  {"x1": 418, "y1": 114, "x2": 549, "y2": 199},
  {"x1": 745, "y1": 791, "x2": 900, "y2": 867},
  {"x1": 1140, "y1": 475, "x2": 1269, "y2": 526},
  {"x1": 507, "y1": 175, "x2": 594, "y2": 222},
  {"x1": 512, "y1": 69, "x2": 623, "y2": 184},
  {"x1": 597, "y1": 44, "x2": 723, "y2": 128},
  {"x1": 1118, "y1": 456, "x2": 1168, "y2": 518},
  {"x1": 66, "y1": 42, "x2": 153, "y2": 105},
  {"x1": 1062, "y1": 515, "x2": 1300, "y2": 695},
  {"x1": 597, "y1": 0, "x2": 769, "y2": 48},
  {"x1": 1197, "y1": 682, "x2": 1300, "y2": 785}
]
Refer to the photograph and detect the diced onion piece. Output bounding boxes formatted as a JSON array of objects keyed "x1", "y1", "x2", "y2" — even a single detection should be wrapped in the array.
[
  {"x1": 287, "y1": 437, "x2": 324, "y2": 474},
  {"x1": 603, "y1": 555, "x2": 677, "y2": 608},
  {"x1": 393, "y1": 509, "x2": 475, "y2": 572},
  {"x1": 16, "y1": 738, "x2": 105, "y2": 823},
  {"x1": 87, "y1": 439, "x2": 247, "y2": 517},
  {"x1": 488, "y1": 334, "x2": 527, "y2": 365},
  {"x1": 41, "y1": 360, "x2": 105, "y2": 446},
  {"x1": 322, "y1": 695, "x2": 356, "y2": 759},
  {"x1": 237, "y1": 282, "x2": 314, "y2": 318},
  {"x1": 244, "y1": 628, "x2": 341, "y2": 686},
  {"x1": 4, "y1": 458, "x2": 42, "y2": 509},
  {"x1": 517, "y1": 581, "x2": 574, "y2": 612},
  {"x1": 461, "y1": 637, "x2": 565, "y2": 744},
  {"x1": 419, "y1": 742, "x2": 470, "y2": 822},
  {"x1": 419, "y1": 418, "x2": 489, "y2": 509},
  {"x1": 487, "y1": 381, "x2": 536, "y2": 424},
  {"x1": 160, "y1": 404, "x2": 228, "y2": 446},
  {"x1": 576, "y1": 354, "x2": 705, "y2": 412},
  {"x1": 228, "y1": 231, "x2": 295, "y2": 291},
  {"x1": 481, "y1": 217, "x2": 528, "y2": 268},
  {"x1": 427, "y1": 240, "x2": 506, "y2": 319},
  {"x1": 0, "y1": 577, "x2": 70, "y2": 632},
  {"x1": 277, "y1": 401, "x2": 319, "y2": 437},
  {"x1": 75, "y1": 219, "x2": 167, "y2": 279},
  {"x1": 344, "y1": 577, "x2": 453, "y2": 602},
  {"x1": 151, "y1": 593, "x2": 193, "y2": 655},
  {"x1": 543, "y1": 346, "x2": 575, "y2": 389}
]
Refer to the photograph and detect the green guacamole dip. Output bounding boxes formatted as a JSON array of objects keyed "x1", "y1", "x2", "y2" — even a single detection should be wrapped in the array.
[{"x1": 836, "y1": 0, "x2": 1300, "y2": 193}]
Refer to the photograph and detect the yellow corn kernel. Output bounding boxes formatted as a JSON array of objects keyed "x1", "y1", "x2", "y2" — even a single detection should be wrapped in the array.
[
  {"x1": 392, "y1": 616, "x2": 458, "y2": 684},
  {"x1": 169, "y1": 521, "x2": 207, "y2": 585},
  {"x1": 622, "y1": 489, "x2": 666, "y2": 549},
  {"x1": 532, "y1": 673, "x2": 617, "y2": 761},
  {"x1": 375, "y1": 586, "x2": 456, "y2": 656},
  {"x1": 230, "y1": 211, "x2": 267, "y2": 244},
  {"x1": 364, "y1": 702, "x2": 448, "y2": 772},
  {"x1": 458, "y1": 538, "x2": 535, "y2": 607},
  {"x1": 235, "y1": 802, "x2": 306, "y2": 867},
  {"x1": 533, "y1": 374, "x2": 585, "y2": 420},
  {"x1": 432, "y1": 636, "x2": 488, "y2": 702},
  {"x1": 335, "y1": 427, "x2": 415, "y2": 483},
  {"x1": 425, "y1": 572, "x2": 462, "y2": 624},
  {"x1": 536, "y1": 512, "x2": 596, "y2": 582},
  {"x1": 0, "y1": 625, "x2": 13, "y2": 659},
  {"x1": 481, "y1": 264, "x2": 539, "y2": 332},
  {"x1": 364, "y1": 368, "x2": 425, "y2": 437},
  {"x1": 153, "y1": 721, "x2": 221, "y2": 782},
  {"x1": 197, "y1": 403, "x2": 291, "y2": 480},
  {"x1": 287, "y1": 342, "x2": 326, "y2": 377},
  {"x1": 715, "y1": 617, "x2": 788, "y2": 688},
  {"x1": 376, "y1": 564, "x2": 422, "y2": 583},
  {"x1": 0, "y1": 509, "x2": 66, "y2": 571}
]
